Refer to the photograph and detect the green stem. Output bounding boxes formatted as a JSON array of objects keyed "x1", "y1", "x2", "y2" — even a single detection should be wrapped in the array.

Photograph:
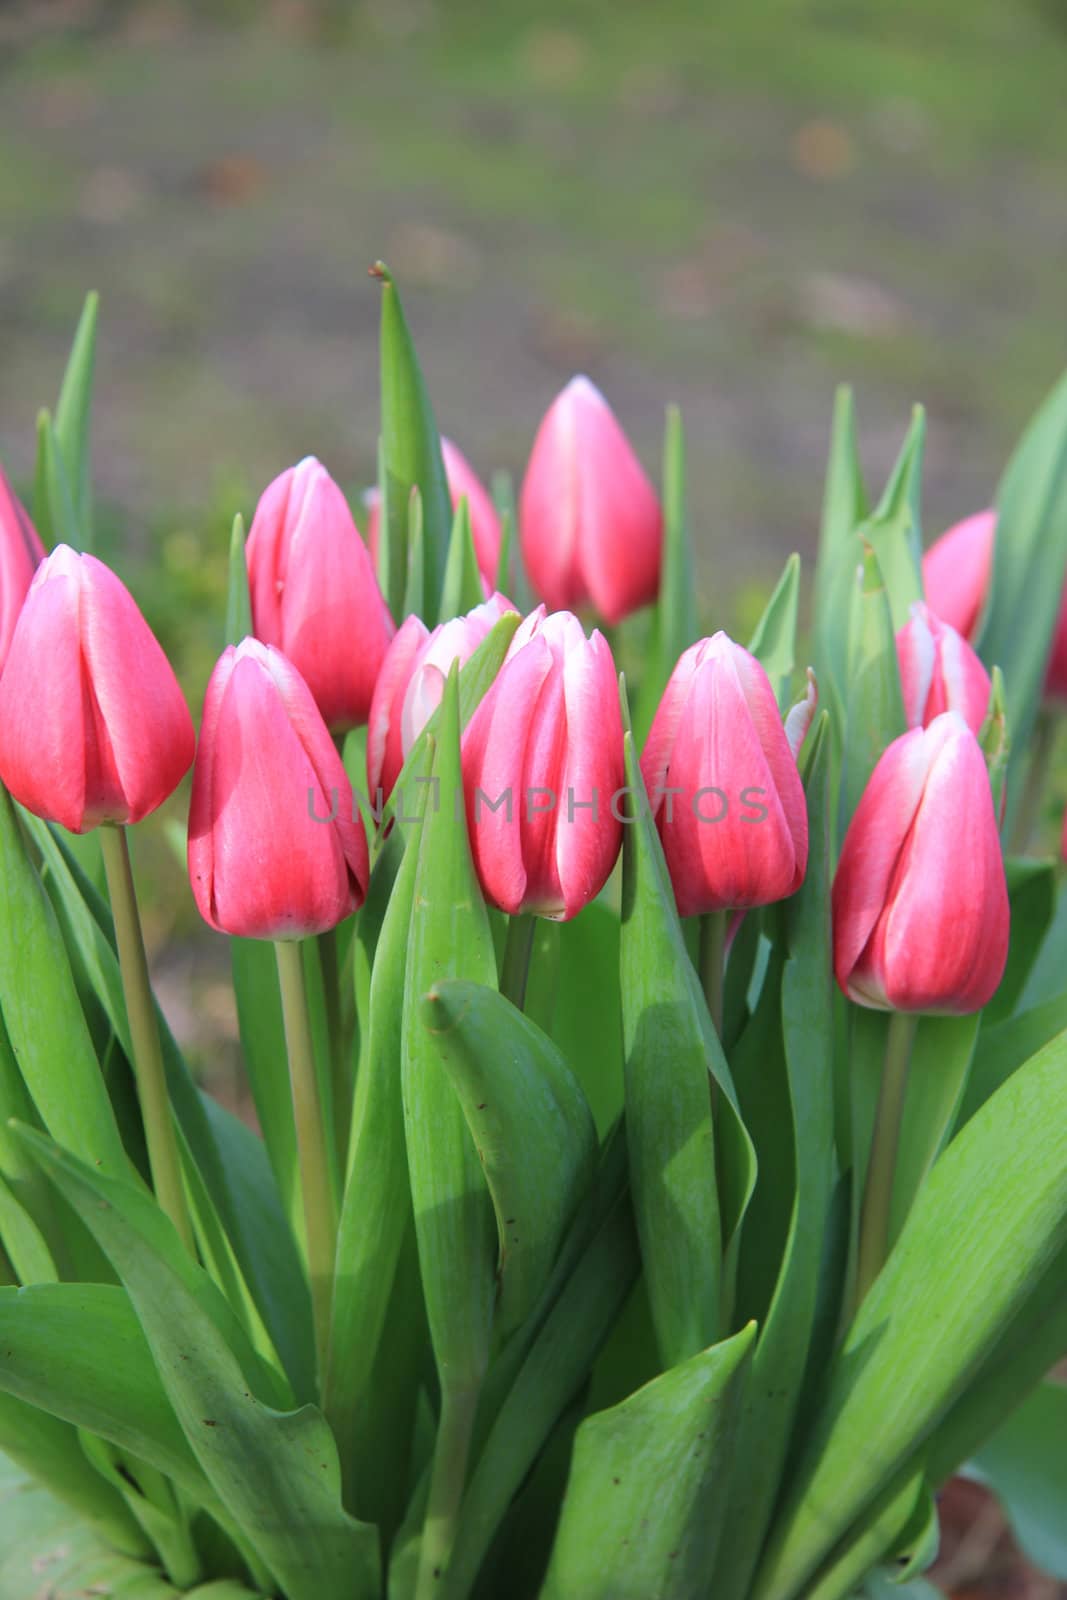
[
  {"x1": 274, "y1": 938, "x2": 338, "y2": 1389},
  {"x1": 500, "y1": 913, "x2": 536, "y2": 1012},
  {"x1": 99, "y1": 825, "x2": 194, "y2": 1254},
  {"x1": 698, "y1": 910, "x2": 728, "y2": 1038},
  {"x1": 416, "y1": 1382, "x2": 481, "y2": 1600},
  {"x1": 855, "y1": 1011, "x2": 916, "y2": 1308},
  {"x1": 317, "y1": 925, "x2": 351, "y2": 1169},
  {"x1": 1010, "y1": 707, "x2": 1058, "y2": 855}
]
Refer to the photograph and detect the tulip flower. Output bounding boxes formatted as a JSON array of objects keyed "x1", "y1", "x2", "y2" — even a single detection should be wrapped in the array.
[
  {"x1": 640, "y1": 632, "x2": 808, "y2": 916},
  {"x1": 365, "y1": 437, "x2": 501, "y2": 588},
  {"x1": 367, "y1": 592, "x2": 516, "y2": 803},
  {"x1": 461, "y1": 607, "x2": 623, "y2": 920},
  {"x1": 0, "y1": 465, "x2": 45, "y2": 676},
  {"x1": 246, "y1": 457, "x2": 395, "y2": 733},
  {"x1": 0, "y1": 544, "x2": 194, "y2": 833},
  {"x1": 188, "y1": 639, "x2": 368, "y2": 940},
  {"x1": 520, "y1": 376, "x2": 662, "y2": 624},
  {"x1": 833, "y1": 712, "x2": 1008, "y2": 1014},
  {"x1": 896, "y1": 601, "x2": 991, "y2": 735}
]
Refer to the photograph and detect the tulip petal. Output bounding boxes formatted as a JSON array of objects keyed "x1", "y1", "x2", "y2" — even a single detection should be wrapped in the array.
[
  {"x1": 921, "y1": 509, "x2": 996, "y2": 642},
  {"x1": 366, "y1": 613, "x2": 430, "y2": 803},
  {"x1": 555, "y1": 631, "x2": 625, "y2": 920}
]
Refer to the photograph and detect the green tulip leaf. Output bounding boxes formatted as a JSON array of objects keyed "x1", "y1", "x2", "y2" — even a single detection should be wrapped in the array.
[
  {"x1": 225, "y1": 512, "x2": 252, "y2": 646},
  {"x1": 841, "y1": 544, "x2": 906, "y2": 835},
  {"x1": 973, "y1": 1382, "x2": 1067, "y2": 1581},
  {"x1": 748, "y1": 552, "x2": 801, "y2": 710},
  {"x1": 634, "y1": 404, "x2": 697, "y2": 746},
  {"x1": 860, "y1": 405, "x2": 925, "y2": 630},
  {"x1": 439, "y1": 495, "x2": 483, "y2": 622},
  {"x1": 552, "y1": 901, "x2": 624, "y2": 1137},
  {"x1": 52, "y1": 290, "x2": 99, "y2": 544},
  {"x1": 812, "y1": 386, "x2": 868, "y2": 714}
]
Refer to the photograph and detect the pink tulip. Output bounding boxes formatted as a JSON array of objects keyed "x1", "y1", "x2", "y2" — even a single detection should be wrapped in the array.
[
  {"x1": 364, "y1": 437, "x2": 501, "y2": 589},
  {"x1": 461, "y1": 607, "x2": 623, "y2": 920},
  {"x1": 921, "y1": 510, "x2": 995, "y2": 642},
  {"x1": 641, "y1": 633, "x2": 808, "y2": 915},
  {"x1": 188, "y1": 639, "x2": 368, "y2": 939},
  {"x1": 896, "y1": 601, "x2": 991, "y2": 735},
  {"x1": 0, "y1": 545, "x2": 194, "y2": 833},
  {"x1": 520, "y1": 377, "x2": 662, "y2": 624},
  {"x1": 833, "y1": 712, "x2": 1008, "y2": 1014},
  {"x1": 246, "y1": 457, "x2": 395, "y2": 733},
  {"x1": 366, "y1": 593, "x2": 516, "y2": 804},
  {"x1": 0, "y1": 465, "x2": 45, "y2": 675}
]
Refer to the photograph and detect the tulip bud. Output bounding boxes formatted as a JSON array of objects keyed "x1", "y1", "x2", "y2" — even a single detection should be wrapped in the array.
[
  {"x1": 0, "y1": 465, "x2": 45, "y2": 675},
  {"x1": 640, "y1": 633, "x2": 808, "y2": 915},
  {"x1": 364, "y1": 437, "x2": 501, "y2": 589},
  {"x1": 833, "y1": 712, "x2": 1008, "y2": 1014},
  {"x1": 520, "y1": 377, "x2": 662, "y2": 624},
  {"x1": 921, "y1": 509, "x2": 995, "y2": 642},
  {"x1": 367, "y1": 593, "x2": 515, "y2": 804},
  {"x1": 461, "y1": 607, "x2": 623, "y2": 920},
  {"x1": 0, "y1": 545, "x2": 194, "y2": 833},
  {"x1": 246, "y1": 457, "x2": 395, "y2": 733},
  {"x1": 188, "y1": 639, "x2": 368, "y2": 939},
  {"x1": 896, "y1": 601, "x2": 991, "y2": 735}
]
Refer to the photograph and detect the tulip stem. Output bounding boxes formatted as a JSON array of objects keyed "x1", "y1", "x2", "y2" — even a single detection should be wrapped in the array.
[
  {"x1": 416, "y1": 1381, "x2": 480, "y2": 1600},
  {"x1": 500, "y1": 913, "x2": 537, "y2": 1012},
  {"x1": 1010, "y1": 707, "x2": 1057, "y2": 854},
  {"x1": 855, "y1": 1011, "x2": 916, "y2": 1308},
  {"x1": 317, "y1": 925, "x2": 352, "y2": 1167},
  {"x1": 698, "y1": 910, "x2": 728, "y2": 1037},
  {"x1": 274, "y1": 938, "x2": 339, "y2": 1390},
  {"x1": 99, "y1": 825, "x2": 195, "y2": 1255}
]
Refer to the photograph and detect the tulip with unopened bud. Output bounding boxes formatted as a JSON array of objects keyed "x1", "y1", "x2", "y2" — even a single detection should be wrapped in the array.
[
  {"x1": 461, "y1": 607, "x2": 624, "y2": 920},
  {"x1": 896, "y1": 601, "x2": 991, "y2": 735},
  {"x1": 520, "y1": 377, "x2": 662, "y2": 624},
  {"x1": 833, "y1": 711, "x2": 1008, "y2": 1014},
  {"x1": 246, "y1": 457, "x2": 395, "y2": 733},
  {"x1": 0, "y1": 544, "x2": 194, "y2": 832},
  {"x1": 640, "y1": 632, "x2": 808, "y2": 916},
  {"x1": 188, "y1": 639, "x2": 369, "y2": 940},
  {"x1": 367, "y1": 592, "x2": 516, "y2": 804},
  {"x1": 0, "y1": 465, "x2": 44, "y2": 676}
]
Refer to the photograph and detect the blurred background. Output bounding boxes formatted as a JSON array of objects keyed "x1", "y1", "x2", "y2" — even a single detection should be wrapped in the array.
[{"x1": 2, "y1": 4, "x2": 1067, "y2": 1591}]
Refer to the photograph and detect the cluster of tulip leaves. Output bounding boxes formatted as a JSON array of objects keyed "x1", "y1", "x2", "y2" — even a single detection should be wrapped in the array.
[{"x1": 3, "y1": 276, "x2": 1067, "y2": 1600}]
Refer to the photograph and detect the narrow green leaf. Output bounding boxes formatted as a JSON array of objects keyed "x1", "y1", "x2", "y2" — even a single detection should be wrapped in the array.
[
  {"x1": 747, "y1": 552, "x2": 801, "y2": 709},
  {"x1": 886, "y1": 1014, "x2": 979, "y2": 1247},
  {"x1": 403, "y1": 484, "x2": 426, "y2": 621},
  {"x1": 225, "y1": 513, "x2": 252, "y2": 645},
  {"x1": 375, "y1": 262, "x2": 453, "y2": 622},
  {"x1": 439, "y1": 496, "x2": 483, "y2": 622},
  {"x1": 980, "y1": 365, "x2": 1067, "y2": 822},
  {"x1": 422, "y1": 980, "x2": 597, "y2": 1339},
  {"x1": 18, "y1": 1129, "x2": 380, "y2": 1600},
  {"x1": 797, "y1": 1471, "x2": 928, "y2": 1600},
  {"x1": 619, "y1": 689, "x2": 755, "y2": 1362},
  {"x1": 0, "y1": 790, "x2": 129, "y2": 1174},
  {"x1": 753, "y1": 1028, "x2": 1067, "y2": 1600},
  {"x1": 841, "y1": 545, "x2": 906, "y2": 833},
  {"x1": 33, "y1": 409, "x2": 81, "y2": 550},
  {"x1": 959, "y1": 992, "x2": 1067, "y2": 1129},
  {"x1": 861, "y1": 405, "x2": 925, "y2": 629},
  {"x1": 492, "y1": 469, "x2": 532, "y2": 612},
  {"x1": 374, "y1": 434, "x2": 402, "y2": 618},
  {"x1": 633, "y1": 404, "x2": 696, "y2": 746},
  {"x1": 53, "y1": 290, "x2": 99, "y2": 540},
  {"x1": 813, "y1": 386, "x2": 868, "y2": 710},
  {"x1": 552, "y1": 901, "x2": 624, "y2": 1138},
  {"x1": 401, "y1": 669, "x2": 498, "y2": 1394},
  {"x1": 541, "y1": 1324, "x2": 756, "y2": 1600},
  {"x1": 0, "y1": 1175, "x2": 57, "y2": 1284},
  {"x1": 985, "y1": 857, "x2": 1056, "y2": 1023}
]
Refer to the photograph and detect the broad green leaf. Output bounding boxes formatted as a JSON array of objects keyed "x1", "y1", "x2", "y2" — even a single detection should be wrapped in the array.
[
  {"x1": 0, "y1": 1012, "x2": 72, "y2": 1275},
  {"x1": 53, "y1": 291, "x2": 98, "y2": 541},
  {"x1": 552, "y1": 901, "x2": 624, "y2": 1137},
  {"x1": 886, "y1": 1014, "x2": 980, "y2": 1247},
  {"x1": 0, "y1": 1397, "x2": 148, "y2": 1559},
  {"x1": 541, "y1": 1324, "x2": 756, "y2": 1600},
  {"x1": 716, "y1": 716, "x2": 836, "y2": 1597},
  {"x1": 753, "y1": 1027, "x2": 1067, "y2": 1600},
  {"x1": 443, "y1": 1165, "x2": 639, "y2": 1599},
  {"x1": 959, "y1": 992, "x2": 1067, "y2": 1129},
  {"x1": 973, "y1": 1382, "x2": 1067, "y2": 1580},
  {"x1": 18, "y1": 1130, "x2": 379, "y2": 1600},
  {"x1": 813, "y1": 386, "x2": 868, "y2": 711},
  {"x1": 1019, "y1": 872, "x2": 1067, "y2": 1010},
  {"x1": 984, "y1": 857, "x2": 1056, "y2": 1023},
  {"x1": 619, "y1": 715, "x2": 755, "y2": 1364},
  {"x1": 633, "y1": 404, "x2": 697, "y2": 746},
  {"x1": 747, "y1": 552, "x2": 801, "y2": 709},
  {"x1": 439, "y1": 496, "x2": 483, "y2": 622},
  {"x1": 403, "y1": 484, "x2": 425, "y2": 620},
  {"x1": 225, "y1": 512, "x2": 252, "y2": 644},
  {"x1": 77, "y1": 1431, "x2": 201, "y2": 1591},
  {"x1": 422, "y1": 980, "x2": 597, "y2": 1339},
  {"x1": 375, "y1": 263, "x2": 452, "y2": 622},
  {"x1": 0, "y1": 1447, "x2": 264, "y2": 1600},
  {"x1": 860, "y1": 406, "x2": 925, "y2": 629},
  {"x1": 980, "y1": 365, "x2": 1067, "y2": 823},
  {"x1": 841, "y1": 545, "x2": 905, "y2": 834},
  {"x1": 374, "y1": 434, "x2": 399, "y2": 615},
  {"x1": 0, "y1": 1284, "x2": 204, "y2": 1492},
  {"x1": 0, "y1": 1175, "x2": 56, "y2": 1284},
  {"x1": 33, "y1": 406, "x2": 83, "y2": 554},
  {"x1": 0, "y1": 789, "x2": 128, "y2": 1175},
  {"x1": 231, "y1": 937, "x2": 299, "y2": 1236}
]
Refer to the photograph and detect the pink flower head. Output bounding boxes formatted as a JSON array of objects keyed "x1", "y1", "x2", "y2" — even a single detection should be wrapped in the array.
[
  {"x1": 0, "y1": 464, "x2": 45, "y2": 676},
  {"x1": 896, "y1": 601, "x2": 991, "y2": 734}
]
